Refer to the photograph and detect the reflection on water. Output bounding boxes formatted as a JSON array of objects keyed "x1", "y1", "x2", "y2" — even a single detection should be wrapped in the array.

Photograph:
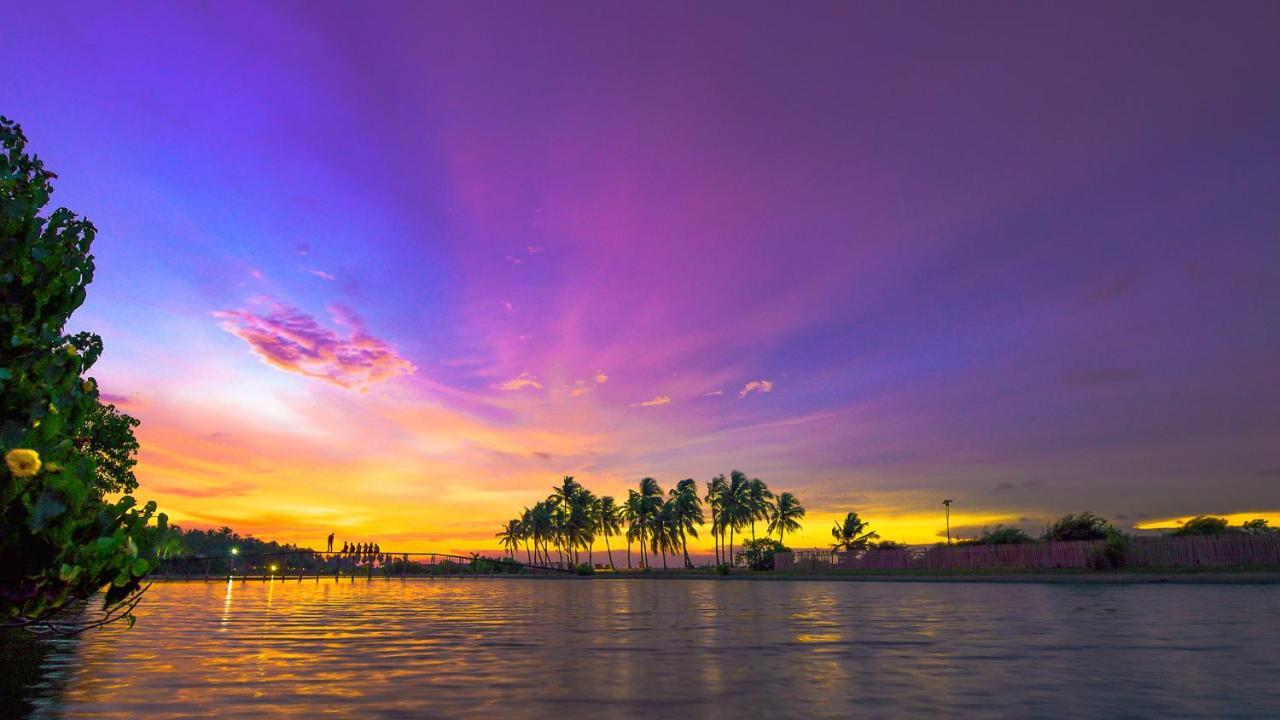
[{"x1": 16, "y1": 578, "x2": 1280, "y2": 718}]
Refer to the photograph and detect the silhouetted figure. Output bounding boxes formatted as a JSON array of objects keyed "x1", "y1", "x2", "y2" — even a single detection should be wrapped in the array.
[
  {"x1": 342, "y1": 541, "x2": 350, "y2": 554},
  {"x1": 374, "y1": 543, "x2": 381, "y2": 555},
  {"x1": 327, "y1": 533, "x2": 335, "y2": 553}
]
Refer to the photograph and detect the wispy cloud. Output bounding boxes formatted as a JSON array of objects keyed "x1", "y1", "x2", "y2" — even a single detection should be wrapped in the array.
[
  {"x1": 739, "y1": 380, "x2": 774, "y2": 398},
  {"x1": 309, "y1": 269, "x2": 336, "y2": 281},
  {"x1": 499, "y1": 373, "x2": 543, "y2": 391},
  {"x1": 567, "y1": 372, "x2": 608, "y2": 397},
  {"x1": 213, "y1": 300, "x2": 415, "y2": 389},
  {"x1": 631, "y1": 395, "x2": 672, "y2": 407},
  {"x1": 702, "y1": 389, "x2": 724, "y2": 397},
  {"x1": 502, "y1": 300, "x2": 515, "y2": 312},
  {"x1": 527, "y1": 245, "x2": 545, "y2": 255},
  {"x1": 504, "y1": 255, "x2": 524, "y2": 264}
]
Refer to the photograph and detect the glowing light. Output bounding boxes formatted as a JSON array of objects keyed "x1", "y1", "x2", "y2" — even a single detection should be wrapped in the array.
[{"x1": 230, "y1": 547, "x2": 239, "y2": 555}]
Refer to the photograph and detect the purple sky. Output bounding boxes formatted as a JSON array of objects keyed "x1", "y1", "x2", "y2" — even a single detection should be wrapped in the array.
[{"x1": 5, "y1": 2, "x2": 1279, "y2": 548}]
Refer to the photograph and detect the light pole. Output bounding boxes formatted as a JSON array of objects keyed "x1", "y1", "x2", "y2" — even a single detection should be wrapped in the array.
[{"x1": 942, "y1": 500, "x2": 953, "y2": 545}]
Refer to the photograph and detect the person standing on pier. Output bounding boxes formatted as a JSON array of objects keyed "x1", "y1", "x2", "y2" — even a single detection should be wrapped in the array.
[{"x1": 327, "y1": 532, "x2": 335, "y2": 553}]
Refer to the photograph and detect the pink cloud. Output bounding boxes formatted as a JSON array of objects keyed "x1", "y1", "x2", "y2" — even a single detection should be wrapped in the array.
[
  {"x1": 499, "y1": 373, "x2": 543, "y2": 391},
  {"x1": 309, "y1": 269, "x2": 336, "y2": 281},
  {"x1": 527, "y1": 245, "x2": 545, "y2": 255},
  {"x1": 631, "y1": 395, "x2": 671, "y2": 407},
  {"x1": 213, "y1": 301, "x2": 415, "y2": 389},
  {"x1": 739, "y1": 380, "x2": 774, "y2": 398}
]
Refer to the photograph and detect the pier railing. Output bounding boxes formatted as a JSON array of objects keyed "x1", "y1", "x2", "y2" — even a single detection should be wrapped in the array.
[
  {"x1": 153, "y1": 550, "x2": 572, "y2": 581},
  {"x1": 776, "y1": 534, "x2": 1280, "y2": 572}
]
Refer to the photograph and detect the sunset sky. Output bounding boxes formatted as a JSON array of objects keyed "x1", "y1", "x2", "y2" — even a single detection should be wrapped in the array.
[{"x1": 5, "y1": 2, "x2": 1279, "y2": 553}]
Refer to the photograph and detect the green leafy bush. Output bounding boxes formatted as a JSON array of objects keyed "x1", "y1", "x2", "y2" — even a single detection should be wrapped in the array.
[
  {"x1": 976, "y1": 526, "x2": 1035, "y2": 545},
  {"x1": 1, "y1": 117, "x2": 171, "y2": 631},
  {"x1": 1169, "y1": 516, "x2": 1229, "y2": 537},
  {"x1": 574, "y1": 562, "x2": 595, "y2": 576},
  {"x1": 738, "y1": 538, "x2": 789, "y2": 570},
  {"x1": 715, "y1": 563, "x2": 731, "y2": 576},
  {"x1": 1089, "y1": 529, "x2": 1129, "y2": 569},
  {"x1": 1042, "y1": 512, "x2": 1114, "y2": 541}
]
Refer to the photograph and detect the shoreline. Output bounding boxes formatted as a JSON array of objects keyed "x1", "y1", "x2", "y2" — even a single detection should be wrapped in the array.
[{"x1": 151, "y1": 569, "x2": 1280, "y2": 585}]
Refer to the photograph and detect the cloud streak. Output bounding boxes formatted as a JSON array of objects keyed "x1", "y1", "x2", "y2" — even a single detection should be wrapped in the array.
[
  {"x1": 499, "y1": 373, "x2": 543, "y2": 391},
  {"x1": 214, "y1": 301, "x2": 415, "y2": 389},
  {"x1": 739, "y1": 380, "x2": 774, "y2": 398},
  {"x1": 631, "y1": 395, "x2": 671, "y2": 407}
]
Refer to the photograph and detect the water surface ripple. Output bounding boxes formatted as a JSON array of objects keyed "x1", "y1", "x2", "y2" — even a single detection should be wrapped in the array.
[{"x1": 24, "y1": 578, "x2": 1280, "y2": 718}]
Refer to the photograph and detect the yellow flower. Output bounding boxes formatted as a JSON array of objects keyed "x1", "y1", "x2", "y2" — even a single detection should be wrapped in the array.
[
  {"x1": 64, "y1": 345, "x2": 78, "y2": 357},
  {"x1": 5, "y1": 449, "x2": 42, "y2": 478},
  {"x1": 82, "y1": 380, "x2": 95, "y2": 393}
]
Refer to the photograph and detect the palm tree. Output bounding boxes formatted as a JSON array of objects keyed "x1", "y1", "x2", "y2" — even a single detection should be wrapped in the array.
[
  {"x1": 746, "y1": 477, "x2": 774, "y2": 543},
  {"x1": 669, "y1": 479, "x2": 704, "y2": 568},
  {"x1": 596, "y1": 495, "x2": 622, "y2": 569},
  {"x1": 830, "y1": 512, "x2": 879, "y2": 553},
  {"x1": 622, "y1": 490, "x2": 641, "y2": 569},
  {"x1": 768, "y1": 492, "x2": 805, "y2": 545},
  {"x1": 705, "y1": 474, "x2": 727, "y2": 565},
  {"x1": 631, "y1": 477, "x2": 664, "y2": 568},
  {"x1": 549, "y1": 476, "x2": 585, "y2": 565},
  {"x1": 651, "y1": 500, "x2": 683, "y2": 570},
  {"x1": 528, "y1": 501, "x2": 554, "y2": 564},
  {"x1": 518, "y1": 508, "x2": 534, "y2": 563},
  {"x1": 723, "y1": 471, "x2": 752, "y2": 566},
  {"x1": 495, "y1": 519, "x2": 522, "y2": 559}
]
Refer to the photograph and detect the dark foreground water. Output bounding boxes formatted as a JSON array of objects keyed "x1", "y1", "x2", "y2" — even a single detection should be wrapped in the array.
[{"x1": 8, "y1": 578, "x2": 1280, "y2": 718}]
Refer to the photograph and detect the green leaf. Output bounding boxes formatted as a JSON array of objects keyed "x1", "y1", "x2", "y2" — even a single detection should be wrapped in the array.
[
  {"x1": 29, "y1": 492, "x2": 67, "y2": 531},
  {"x1": 130, "y1": 558, "x2": 150, "y2": 575}
]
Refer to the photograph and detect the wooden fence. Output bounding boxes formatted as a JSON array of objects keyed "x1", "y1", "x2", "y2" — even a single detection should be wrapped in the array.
[
  {"x1": 775, "y1": 534, "x2": 1280, "y2": 572},
  {"x1": 1125, "y1": 534, "x2": 1280, "y2": 567}
]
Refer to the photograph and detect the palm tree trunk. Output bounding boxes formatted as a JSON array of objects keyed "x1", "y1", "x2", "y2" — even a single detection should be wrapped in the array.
[
  {"x1": 715, "y1": 523, "x2": 721, "y2": 565},
  {"x1": 681, "y1": 530, "x2": 691, "y2": 568},
  {"x1": 729, "y1": 526, "x2": 735, "y2": 567},
  {"x1": 626, "y1": 538, "x2": 632, "y2": 569},
  {"x1": 605, "y1": 534, "x2": 615, "y2": 570}
]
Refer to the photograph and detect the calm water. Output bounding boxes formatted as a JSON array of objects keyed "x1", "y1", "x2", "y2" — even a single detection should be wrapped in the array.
[{"x1": 12, "y1": 578, "x2": 1280, "y2": 718}]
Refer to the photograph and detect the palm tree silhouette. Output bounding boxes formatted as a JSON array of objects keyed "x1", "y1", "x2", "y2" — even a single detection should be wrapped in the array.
[
  {"x1": 622, "y1": 490, "x2": 641, "y2": 569},
  {"x1": 669, "y1": 479, "x2": 705, "y2": 568},
  {"x1": 768, "y1": 492, "x2": 805, "y2": 544},
  {"x1": 705, "y1": 474, "x2": 727, "y2": 565},
  {"x1": 722, "y1": 471, "x2": 752, "y2": 566},
  {"x1": 745, "y1": 477, "x2": 774, "y2": 543},
  {"x1": 632, "y1": 478, "x2": 664, "y2": 569},
  {"x1": 831, "y1": 512, "x2": 880, "y2": 553},
  {"x1": 495, "y1": 519, "x2": 522, "y2": 559},
  {"x1": 596, "y1": 495, "x2": 622, "y2": 569}
]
